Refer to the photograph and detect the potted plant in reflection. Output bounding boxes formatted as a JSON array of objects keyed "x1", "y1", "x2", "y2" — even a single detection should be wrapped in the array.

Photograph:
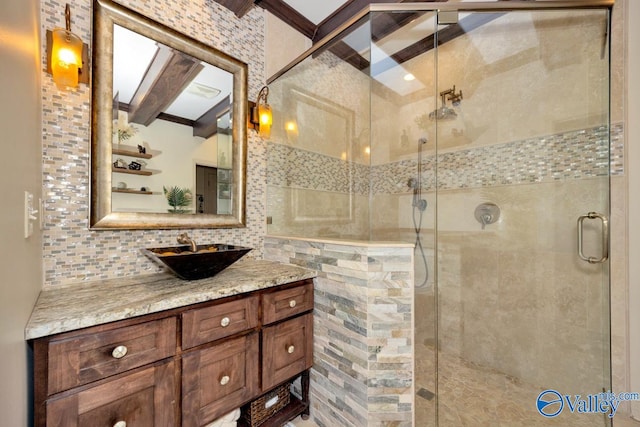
[
  {"x1": 115, "y1": 123, "x2": 138, "y2": 147},
  {"x1": 164, "y1": 186, "x2": 192, "y2": 214}
]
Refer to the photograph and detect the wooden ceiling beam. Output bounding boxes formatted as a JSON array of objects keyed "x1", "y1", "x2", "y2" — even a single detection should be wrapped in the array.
[
  {"x1": 193, "y1": 95, "x2": 231, "y2": 139},
  {"x1": 371, "y1": 12, "x2": 504, "y2": 77},
  {"x1": 255, "y1": 0, "x2": 316, "y2": 39},
  {"x1": 128, "y1": 45, "x2": 204, "y2": 127},
  {"x1": 313, "y1": 0, "x2": 449, "y2": 44},
  {"x1": 214, "y1": 0, "x2": 254, "y2": 18},
  {"x1": 313, "y1": 0, "x2": 399, "y2": 44}
]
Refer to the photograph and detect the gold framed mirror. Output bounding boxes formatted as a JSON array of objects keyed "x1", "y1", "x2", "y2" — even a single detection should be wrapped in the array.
[{"x1": 91, "y1": 0, "x2": 247, "y2": 229}]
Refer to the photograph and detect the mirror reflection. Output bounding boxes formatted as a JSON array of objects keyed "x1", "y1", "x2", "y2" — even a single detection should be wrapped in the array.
[
  {"x1": 90, "y1": 0, "x2": 248, "y2": 229},
  {"x1": 111, "y1": 24, "x2": 233, "y2": 215}
]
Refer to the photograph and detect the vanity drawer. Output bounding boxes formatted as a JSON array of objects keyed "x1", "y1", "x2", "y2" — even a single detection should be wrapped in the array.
[
  {"x1": 262, "y1": 313, "x2": 313, "y2": 390},
  {"x1": 47, "y1": 317, "x2": 176, "y2": 396},
  {"x1": 46, "y1": 360, "x2": 175, "y2": 427},
  {"x1": 262, "y1": 281, "x2": 314, "y2": 325},
  {"x1": 182, "y1": 333, "x2": 260, "y2": 426},
  {"x1": 182, "y1": 295, "x2": 259, "y2": 349}
]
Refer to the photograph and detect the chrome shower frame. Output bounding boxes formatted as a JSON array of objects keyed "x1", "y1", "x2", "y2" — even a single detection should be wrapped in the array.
[{"x1": 266, "y1": 3, "x2": 614, "y2": 425}]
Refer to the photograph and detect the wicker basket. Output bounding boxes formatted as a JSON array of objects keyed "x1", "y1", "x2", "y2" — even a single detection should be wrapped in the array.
[{"x1": 241, "y1": 382, "x2": 291, "y2": 427}]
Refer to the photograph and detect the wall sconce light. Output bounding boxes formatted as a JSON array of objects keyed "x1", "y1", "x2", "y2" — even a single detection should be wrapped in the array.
[
  {"x1": 46, "y1": 4, "x2": 89, "y2": 89},
  {"x1": 249, "y1": 86, "x2": 272, "y2": 138}
]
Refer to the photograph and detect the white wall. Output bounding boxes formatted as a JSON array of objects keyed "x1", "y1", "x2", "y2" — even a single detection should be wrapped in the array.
[
  {"x1": 626, "y1": 0, "x2": 640, "y2": 419},
  {"x1": 112, "y1": 111, "x2": 218, "y2": 213},
  {"x1": 0, "y1": 0, "x2": 43, "y2": 425}
]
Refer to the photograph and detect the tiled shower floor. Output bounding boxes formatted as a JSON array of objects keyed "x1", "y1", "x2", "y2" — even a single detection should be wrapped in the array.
[
  {"x1": 292, "y1": 358, "x2": 638, "y2": 427},
  {"x1": 416, "y1": 349, "x2": 620, "y2": 427}
]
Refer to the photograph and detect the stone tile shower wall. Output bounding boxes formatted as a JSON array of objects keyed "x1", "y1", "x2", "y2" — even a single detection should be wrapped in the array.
[
  {"x1": 264, "y1": 236, "x2": 414, "y2": 427},
  {"x1": 267, "y1": 122, "x2": 623, "y2": 395},
  {"x1": 41, "y1": 0, "x2": 266, "y2": 287}
]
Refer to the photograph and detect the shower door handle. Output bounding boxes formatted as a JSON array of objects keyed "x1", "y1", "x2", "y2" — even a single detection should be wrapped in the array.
[{"x1": 577, "y1": 212, "x2": 609, "y2": 264}]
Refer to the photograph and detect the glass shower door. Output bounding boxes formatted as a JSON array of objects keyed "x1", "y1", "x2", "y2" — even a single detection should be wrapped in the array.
[{"x1": 433, "y1": 7, "x2": 611, "y2": 427}]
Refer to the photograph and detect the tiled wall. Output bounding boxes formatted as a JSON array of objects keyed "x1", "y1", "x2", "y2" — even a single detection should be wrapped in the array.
[
  {"x1": 266, "y1": 123, "x2": 624, "y2": 408},
  {"x1": 269, "y1": 123, "x2": 623, "y2": 194},
  {"x1": 41, "y1": 0, "x2": 266, "y2": 287},
  {"x1": 264, "y1": 236, "x2": 414, "y2": 427}
]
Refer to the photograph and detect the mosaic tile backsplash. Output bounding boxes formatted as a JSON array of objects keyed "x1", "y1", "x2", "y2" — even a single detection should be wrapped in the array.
[{"x1": 41, "y1": 0, "x2": 266, "y2": 287}]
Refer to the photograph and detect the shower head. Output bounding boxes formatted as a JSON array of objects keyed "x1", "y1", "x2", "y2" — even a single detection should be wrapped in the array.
[
  {"x1": 429, "y1": 105, "x2": 457, "y2": 121},
  {"x1": 430, "y1": 85, "x2": 462, "y2": 121}
]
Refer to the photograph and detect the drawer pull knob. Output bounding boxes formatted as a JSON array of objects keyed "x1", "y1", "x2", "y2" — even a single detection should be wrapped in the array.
[
  {"x1": 287, "y1": 345, "x2": 295, "y2": 354},
  {"x1": 220, "y1": 375, "x2": 230, "y2": 385},
  {"x1": 289, "y1": 300, "x2": 297, "y2": 308},
  {"x1": 113, "y1": 421, "x2": 127, "y2": 427},
  {"x1": 220, "y1": 317, "x2": 230, "y2": 327},
  {"x1": 111, "y1": 345, "x2": 128, "y2": 359}
]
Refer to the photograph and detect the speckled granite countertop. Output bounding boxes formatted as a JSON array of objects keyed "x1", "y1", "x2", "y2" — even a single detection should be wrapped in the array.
[{"x1": 25, "y1": 259, "x2": 316, "y2": 340}]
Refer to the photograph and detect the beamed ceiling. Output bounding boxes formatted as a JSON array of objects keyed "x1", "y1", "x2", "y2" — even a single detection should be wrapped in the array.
[{"x1": 214, "y1": 0, "x2": 448, "y2": 45}]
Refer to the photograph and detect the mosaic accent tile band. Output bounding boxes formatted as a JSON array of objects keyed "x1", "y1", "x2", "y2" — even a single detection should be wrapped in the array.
[
  {"x1": 267, "y1": 143, "x2": 370, "y2": 195},
  {"x1": 264, "y1": 236, "x2": 414, "y2": 427},
  {"x1": 267, "y1": 123, "x2": 624, "y2": 197}
]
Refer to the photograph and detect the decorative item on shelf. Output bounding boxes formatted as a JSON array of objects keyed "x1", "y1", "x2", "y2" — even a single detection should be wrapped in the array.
[
  {"x1": 116, "y1": 123, "x2": 137, "y2": 145},
  {"x1": 127, "y1": 159, "x2": 147, "y2": 170},
  {"x1": 117, "y1": 181, "x2": 127, "y2": 190},
  {"x1": 46, "y1": 3, "x2": 89, "y2": 89},
  {"x1": 141, "y1": 186, "x2": 148, "y2": 192},
  {"x1": 164, "y1": 186, "x2": 192, "y2": 214},
  {"x1": 137, "y1": 144, "x2": 146, "y2": 154},
  {"x1": 113, "y1": 158, "x2": 127, "y2": 169}
]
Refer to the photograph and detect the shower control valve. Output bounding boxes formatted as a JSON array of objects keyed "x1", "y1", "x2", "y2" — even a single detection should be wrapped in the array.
[{"x1": 475, "y1": 203, "x2": 500, "y2": 230}]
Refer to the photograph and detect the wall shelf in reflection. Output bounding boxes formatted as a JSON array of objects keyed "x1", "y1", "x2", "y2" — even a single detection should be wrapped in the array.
[
  {"x1": 112, "y1": 146, "x2": 153, "y2": 159},
  {"x1": 112, "y1": 188, "x2": 153, "y2": 195},
  {"x1": 112, "y1": 167, "x2": 153, "y2": 176}
]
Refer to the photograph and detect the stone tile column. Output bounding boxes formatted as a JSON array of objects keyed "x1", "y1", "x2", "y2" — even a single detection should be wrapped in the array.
[{"x1": 265, "y1": 236, "x2": 414, "y2": 427}]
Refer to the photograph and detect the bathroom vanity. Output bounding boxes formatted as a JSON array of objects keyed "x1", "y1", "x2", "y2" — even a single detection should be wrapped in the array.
[{"x1": 25, "y1": 260, "x2": 316, "y2": 427}]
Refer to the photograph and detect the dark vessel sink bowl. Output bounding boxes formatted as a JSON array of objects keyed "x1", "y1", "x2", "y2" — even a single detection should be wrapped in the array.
[{"x1": 144, "y1": 244, "x2": 252, "y2": 280}]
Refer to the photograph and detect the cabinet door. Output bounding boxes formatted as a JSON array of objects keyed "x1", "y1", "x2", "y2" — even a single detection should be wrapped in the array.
[
  {"x1": 182, "y1": 296, "x2": 259, "y2": 349},
  {"x1": 262, "y1": 281, "x2": 313, "y2": 325},
  {"x1": 47, "y1": 317, "x2": 176, "y2": 395},
  {"x1": 46, "y1": 360, "x2": 175, "y2": 427},
  {"x1": 262, "y1": 313, "x2": 313, "y2": 391},
  {"x1": 182, "y1": 333, "x2": 259, "y2": 427}
]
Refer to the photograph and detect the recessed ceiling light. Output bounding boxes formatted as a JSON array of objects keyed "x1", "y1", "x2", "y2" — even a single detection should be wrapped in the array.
[{"x1": 186, "y1": 82, "x2": 221, "y2": 99}]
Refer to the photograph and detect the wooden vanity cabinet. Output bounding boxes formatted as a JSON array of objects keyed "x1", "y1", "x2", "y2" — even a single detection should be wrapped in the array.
[
  {"x1": 32, "y1": 278, "x2": 314, "y2": 427},
  {"x1": 46, "y1": 317, "x2": 177, "y2": 395},
  {"x1": 182, "y1": 333, "x2": 260, "y2": 426},
  {"x1": 46, "y1": 360, "x2": 176, "y2": 427},
  {"x1": 262, "y1": 313, "x2": 313, "y2": 391}
]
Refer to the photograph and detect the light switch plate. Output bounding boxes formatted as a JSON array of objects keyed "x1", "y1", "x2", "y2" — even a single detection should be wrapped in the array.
[{"x1": 24, "y1": 191, "x2": 38, "y2": 238}]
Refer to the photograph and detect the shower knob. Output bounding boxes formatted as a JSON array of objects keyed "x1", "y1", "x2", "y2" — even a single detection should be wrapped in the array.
[{"x1": 475, "y1": 203, "x2": 500, "y2": 230}]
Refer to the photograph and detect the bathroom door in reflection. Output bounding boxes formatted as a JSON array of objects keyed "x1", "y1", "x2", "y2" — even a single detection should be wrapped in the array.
[{"x1": 434, "y1": 7, "x2": 611, "y2": 427}]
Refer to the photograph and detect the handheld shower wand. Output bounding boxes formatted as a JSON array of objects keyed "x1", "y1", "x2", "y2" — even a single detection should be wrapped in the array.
[
  {"x1": 411, "y1": 138, "x2": 429, "y2": 288},
  {"x1": 408, "y1": 138, "x2": 428, "y2": 211}
]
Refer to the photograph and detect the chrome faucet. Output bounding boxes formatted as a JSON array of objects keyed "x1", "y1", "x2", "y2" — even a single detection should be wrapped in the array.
[{"x1": 177, "y1": 232, "x2": 197, "y2": 252}]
